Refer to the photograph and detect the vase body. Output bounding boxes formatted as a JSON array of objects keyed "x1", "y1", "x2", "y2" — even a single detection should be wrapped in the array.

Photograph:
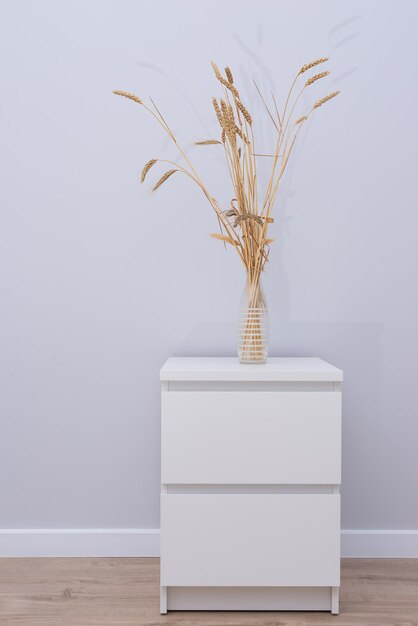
[{"x1": 238, "y1": 274, "x2": 269, "y2": 364}]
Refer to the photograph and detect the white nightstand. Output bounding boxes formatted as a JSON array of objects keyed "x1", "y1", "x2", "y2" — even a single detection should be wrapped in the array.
[{"x1": 160, "y1": 357, "x2": 343, "y2": 614}]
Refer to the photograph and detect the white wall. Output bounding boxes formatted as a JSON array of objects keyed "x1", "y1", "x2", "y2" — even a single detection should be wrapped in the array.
[{"x1": 1, "y1": 0, "x2": 418, "y2": 555}]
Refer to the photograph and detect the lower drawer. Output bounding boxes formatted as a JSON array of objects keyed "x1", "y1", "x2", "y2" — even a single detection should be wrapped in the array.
[{"x1": 160, "y1": 493, "x2": 340, "y2": 587}]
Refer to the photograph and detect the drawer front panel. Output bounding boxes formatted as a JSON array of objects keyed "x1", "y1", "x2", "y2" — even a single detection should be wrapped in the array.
[
  {"x1": 161, "y1": 391, "x2": 341, "y2": 484},
  {"x1": 161, "y1": 494, "x2": 340, "y2": 587}
]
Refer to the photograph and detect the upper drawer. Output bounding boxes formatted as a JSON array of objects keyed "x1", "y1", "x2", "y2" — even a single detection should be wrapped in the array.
[{"x1": 161, "y1": 391, "x2": 341, "y2": 484}]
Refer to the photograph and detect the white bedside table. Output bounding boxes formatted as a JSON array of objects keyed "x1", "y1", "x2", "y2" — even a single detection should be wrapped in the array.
[{"x1": 160, "y1": 357, "x2": 343, "y2": 614}]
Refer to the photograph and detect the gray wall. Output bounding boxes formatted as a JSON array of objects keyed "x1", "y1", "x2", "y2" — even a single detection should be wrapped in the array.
[{"x1": 1, "y1": 0, "x2": 417, "y2": 532}]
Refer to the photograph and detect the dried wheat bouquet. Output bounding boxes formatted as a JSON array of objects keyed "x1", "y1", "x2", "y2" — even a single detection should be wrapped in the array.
[
  {"x1": 114, "y1": 59, "x2": 338, "y2": 278},
  {"x1": 113, "y1": 59, "x2": 339, "y2": 361}
]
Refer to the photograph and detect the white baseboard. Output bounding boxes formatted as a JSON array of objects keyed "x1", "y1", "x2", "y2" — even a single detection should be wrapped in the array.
[
  {"x1": 0, "y1": 529, "x2": 160, "y2": 557},
  {"x1": 1, "y1": 528, "x2": 417, "y2": 558},
  {"x1": 341, "y1": 529, "x2": 418, "y2": 558}
]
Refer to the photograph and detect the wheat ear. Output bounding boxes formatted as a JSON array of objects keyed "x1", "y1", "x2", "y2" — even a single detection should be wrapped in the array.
[
  {"x1": 235, "y1": 99, "x2": 252, "y2": 125},
  {"x1": 113, "y1": 90, "x2": 143, "y2": 105},
  {"x1": 152, "y1": 169, "x2": 177, "y2": 191},
  {"x1": 298, "y1": 57, "x2": 329, "y2": 75},
  {"x1": 140, "y1": 159, "x2": 157, "y2": 183},
  {"x1": 225, "y1": 67, "x2": 234, "y2": 84},
  {"x1": 195, "y1": 139, "x2": 222, "y2": 145},
  {"x1": 212, "y1": 98, "x2": 223, "y2": 126},
  {"x1": 305, "y1": 71, "x2": 330, "y2": 86},
  {"x1": 211, "y1": 61, "x2": 223, "y2": 81},
  {"x1": 313, "y1": 90, "x2": 340, "y2": 109},
  {"x1": 211, "y1": 61, "x2": 239, "y2": 97},
  {"x1": 210, "y1": 232, "x2": 236, "y2": 245},
  {"x1": 221, "y1": 78, "x2": 239, "y2": 98}
]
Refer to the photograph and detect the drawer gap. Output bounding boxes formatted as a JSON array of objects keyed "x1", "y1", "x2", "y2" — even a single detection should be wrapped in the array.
[
  {"x1": 168, "y1": 381, "x2": 336, "y2": 392},
  {"x1": 166, "y1": 484, "x2": 339, "y2": 494}
]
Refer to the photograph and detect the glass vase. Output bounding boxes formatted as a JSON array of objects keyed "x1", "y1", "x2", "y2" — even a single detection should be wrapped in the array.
[{"x1": 237, "y1": 274, "x2": 269, "y2": 364}]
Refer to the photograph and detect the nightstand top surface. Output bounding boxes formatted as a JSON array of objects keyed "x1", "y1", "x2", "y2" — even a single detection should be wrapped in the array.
[{"x1": 160, "y1": 357, "x2": 343, "y2": 382}]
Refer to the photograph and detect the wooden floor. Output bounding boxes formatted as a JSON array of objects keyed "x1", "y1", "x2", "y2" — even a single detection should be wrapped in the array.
[{"x1": 0, "y1": 558, "x2": 417, "y2": 625}]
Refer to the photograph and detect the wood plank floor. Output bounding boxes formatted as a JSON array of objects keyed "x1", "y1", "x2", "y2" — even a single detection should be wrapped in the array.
[{"x1": 0, "y1": 558, "x2": 417, "y2": 625}]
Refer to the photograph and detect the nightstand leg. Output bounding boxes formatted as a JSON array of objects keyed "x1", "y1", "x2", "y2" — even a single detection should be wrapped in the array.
[
  {"x1": 331, "y1": 586, "x2": 339, "y2": 614},
  {"x1": 160, "y1": 586, "x2": 167, "y2": 614}
]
